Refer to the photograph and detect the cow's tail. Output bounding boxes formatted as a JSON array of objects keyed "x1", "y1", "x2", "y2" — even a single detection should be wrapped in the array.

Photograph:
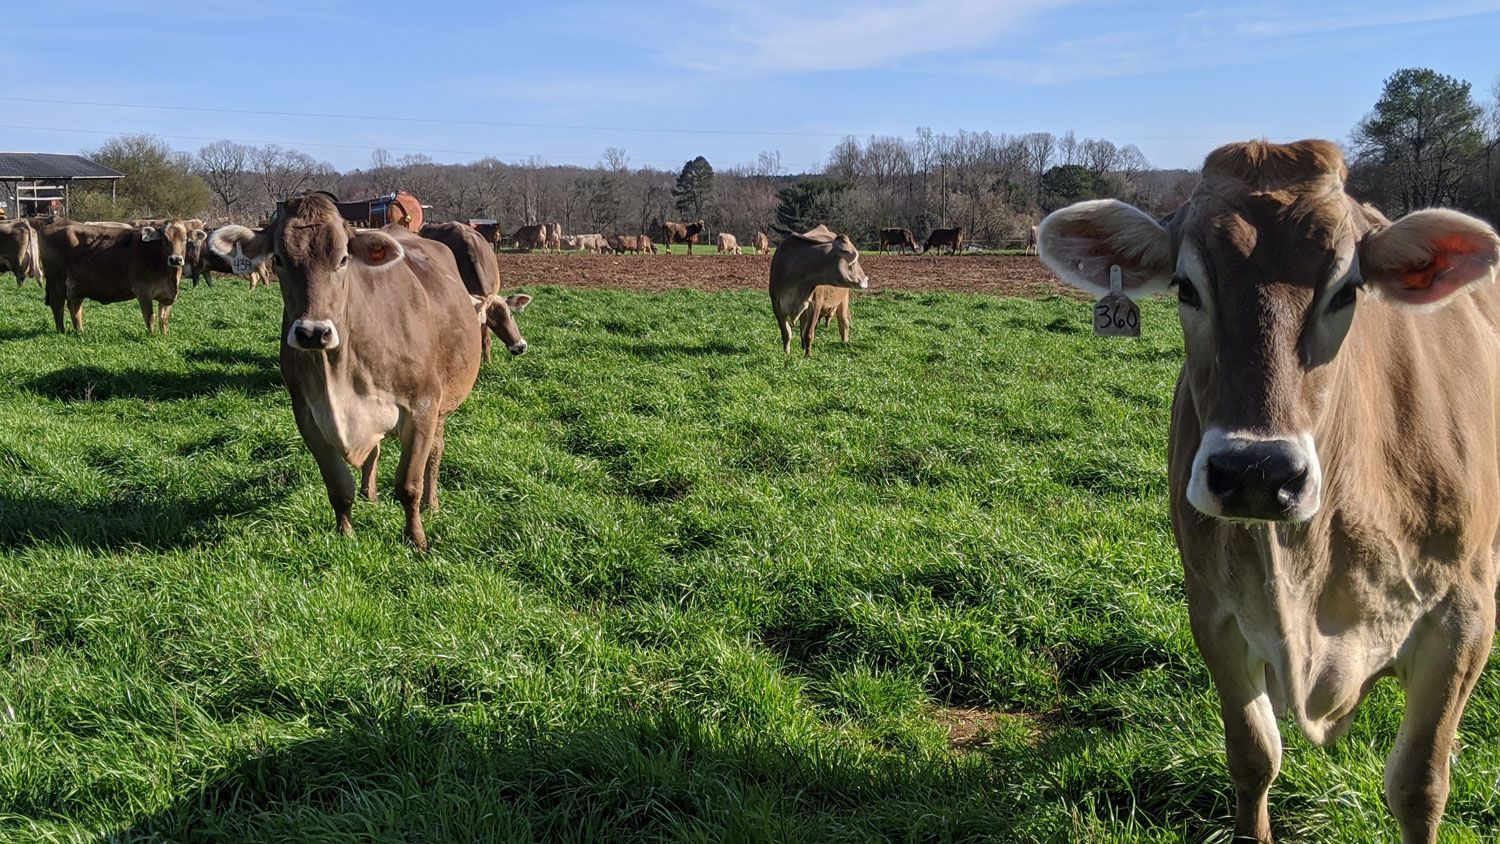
[{"x1": 22, "y1": 224, "x2": 43, "y2": 287}]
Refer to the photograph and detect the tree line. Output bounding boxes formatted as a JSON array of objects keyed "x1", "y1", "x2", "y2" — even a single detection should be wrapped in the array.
[{"x1": 65, "y1": 67, "x2": 1500, "y2": 249}]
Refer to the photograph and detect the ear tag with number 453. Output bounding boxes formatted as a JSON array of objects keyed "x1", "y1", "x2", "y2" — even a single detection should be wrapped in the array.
[{"x1": 1093, "y1": 265, "x2": 1140, "y2": 338}]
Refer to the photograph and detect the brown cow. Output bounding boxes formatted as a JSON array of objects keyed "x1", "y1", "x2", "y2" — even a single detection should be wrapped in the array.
[
  {"x1": 0, "y1": 219, "x2": 42, "y2": 288},
  {"x1": 661, "y1": 219, "x2": 706, "y2": 254},
  {"x1": 879, "y1": 227, "x2": 918, "y2": 254},
  {"x1": 769, "y1": 224, "x2": 869, "y2": 355},
  {"x1": 544, "y1": 222, "x2": 563, "y2": 252},
  {"x1": 209, "y1": 194, "x2": 526, "y2": 550},
  {"x1": 1039, "y1": 139, "x2": 1500, "y2": 843},
  {"x1": 754, "y1": 231, "x2": 770, "y2": 254},
  {"x1": 472, "y1": 222, "x2": 506, "y2": 252},
  {"x1": 420, "y1": 221, "x2": 531, "y2": 361},
  {"x1": 36, "y1": 218, "x2": 203, "y2": 334},
  {"x1": 511, "y1": 224, "x2": 546, "y2": 251},
  {"x1": 806, "y1": 285, "x2": 851, "y2": 347},
  {"x1": 716, "y1": 232, "x2": 742, "y2": 255},
  {"x1": 923, "y1": 226, "x2": 963, "y2": 254},
  {"x1": 1024, "y1": 224, "x2": 1038, "y2": 255}
]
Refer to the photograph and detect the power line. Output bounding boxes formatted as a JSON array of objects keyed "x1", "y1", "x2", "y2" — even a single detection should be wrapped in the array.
[{"x1": 0, "y1": 95, "x2": 1242, "y2": 143}]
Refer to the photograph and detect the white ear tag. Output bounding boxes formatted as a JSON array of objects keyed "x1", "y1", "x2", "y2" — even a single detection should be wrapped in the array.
[
  {"x1": 1093, "y1": 265, "x2": 1140, "y2": 338},
  {"x1": 231, "y1": 247, "x2": 254, "y2": 275}
]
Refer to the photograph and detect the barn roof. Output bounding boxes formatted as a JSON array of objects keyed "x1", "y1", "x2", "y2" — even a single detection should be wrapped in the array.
[{"x1": 0, "y1": 153, "x2": 124, "y2": 180}]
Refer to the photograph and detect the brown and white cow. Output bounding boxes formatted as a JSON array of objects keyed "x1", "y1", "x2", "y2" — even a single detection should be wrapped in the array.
[
  {"x1": 1038, "y1": 139, "x2": 1500, "y2": 843},
  {"x1": 923, "y1": 226, "x2": 963, "y2": 255},
  {"x1": 210, "y1": 194, "x2": 523, "y2": 550},
  {"x1": 511, "y1": 224, "x2": 546, "y2": 251},
  {"x1": 769, "y1": 224, "x2": 869, "y2": 355},
  {"x1": 716, "y1": 232, "x2": 741, "y2": 255},
  {"x1": 661, "y1": 219, "x2": 706, "y2": 254},
  {"x1": 879, "y1": 227, "x2": 918, "y2": 254},
  {"x1": 0, "y1": 219, "x2": 42, "y2": 288},
  {"x1": 544, "y1": 222, "x2": 563, "y2": 252},
  {"x1": 420, "y1": 221, "x2": 530, "y2": 361},
  {"x1": 35, "y1": 218, "x2": 203, "y2": 334},
  {"x1": 754, "y1": 231, "x2": 770, "y2": 254}
]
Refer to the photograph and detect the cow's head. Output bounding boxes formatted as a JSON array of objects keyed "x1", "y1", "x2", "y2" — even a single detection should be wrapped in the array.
[
  {"x1": 1040, "y1": 139, "x2": 1500, "y2": 523},
  {"x1": 139, "y1": 221, "x2": 192, "y2": 270},
  {"x1": 831, "y1": 234, "x2": 870, "y2": 290},
  {"x1": 472, "y1": 292, "x2": 533, "y2": 355},
  {"x1": 208, "y1": 194, "x2": 405, "y2": 352}
]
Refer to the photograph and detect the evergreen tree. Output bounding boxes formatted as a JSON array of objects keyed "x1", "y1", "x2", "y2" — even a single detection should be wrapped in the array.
[{"x1": 672, "y1": 156, "x2": 714, "y2": 219}]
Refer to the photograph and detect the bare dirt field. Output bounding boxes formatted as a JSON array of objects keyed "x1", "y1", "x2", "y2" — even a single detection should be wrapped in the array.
[{"x1": 496, "y1": 253, "x2": 1076, "y2": 298}]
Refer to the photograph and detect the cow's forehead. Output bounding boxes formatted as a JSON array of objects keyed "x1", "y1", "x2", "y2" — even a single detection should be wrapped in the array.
[{"x1": 1179, "y1": 188, "x2": 1356, "y2": 287}]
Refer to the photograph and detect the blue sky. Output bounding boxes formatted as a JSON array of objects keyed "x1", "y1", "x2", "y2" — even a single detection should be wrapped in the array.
[{"x1": 5, "y1": 0, "x2": 1499, "y2": 173}]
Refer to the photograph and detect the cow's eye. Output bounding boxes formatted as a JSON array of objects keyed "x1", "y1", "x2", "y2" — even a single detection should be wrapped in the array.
[
  {"x1": 338, "y1": 254, "x2": 350, "y2": 269},
  {"x1": 1174, "y1": 275, "x2": 1202, "y2": 308},
  {"x1": 1328, "y1": 278, "x2": 1361, "y2": 312}
]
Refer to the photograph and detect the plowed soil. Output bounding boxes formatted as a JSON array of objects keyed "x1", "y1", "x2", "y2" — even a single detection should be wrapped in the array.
[{"x1": 496, "y1": 253, "x2": 1076, "y2": 298}]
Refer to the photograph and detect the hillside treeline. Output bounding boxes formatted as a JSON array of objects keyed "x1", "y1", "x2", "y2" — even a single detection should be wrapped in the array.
[{"x1": 65, "y1": 67, "x2": 1500, "y2": 249}]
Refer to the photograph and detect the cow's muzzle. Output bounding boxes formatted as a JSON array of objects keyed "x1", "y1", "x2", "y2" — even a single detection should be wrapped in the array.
[
  {"x1": 1187, "y1": 429, "x2": 1321, "y2": 523},
  {"x1": 508, "y1": 340, "x2": 528, "y2": 356},
  {"x1": 168, "y1": 255, "x2": 185, "y2": 268},
  {"x1": 287, "y1": 319, "x2": 341, "y2": 351}
]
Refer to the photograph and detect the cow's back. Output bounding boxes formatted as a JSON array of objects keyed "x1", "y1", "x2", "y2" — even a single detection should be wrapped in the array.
[{"x1": 421, "y1": 223, "x2": 499, "y2": 297}]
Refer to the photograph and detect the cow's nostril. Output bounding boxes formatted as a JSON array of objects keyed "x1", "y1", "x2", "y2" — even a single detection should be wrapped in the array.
[
  {"x1": 1206, "y1": 457, "x2": 1239, "y2": 500},
  {"x1": 1278, "y1": 467, "x2": 1310, "y2": 506}
]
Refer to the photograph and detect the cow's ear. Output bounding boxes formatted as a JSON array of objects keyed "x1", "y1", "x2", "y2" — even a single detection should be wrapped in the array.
[
  {"x1": 1360, "y1": 208, "x2": 1500, "y2": 309},
  {"x1": 1039, "y1": 199, "x2": 1174, "y2": 299},
  {"x1": 189, "y1": 229, "x2": 208, "y2": 243},
  {"x1": 349, "y1": 231, "x2": 404, "y2": 270},
  {"x1": 469, "y1": 294, "x2": 491, "y2": 322},
  {"x1": 139, "y1": 226, "x2": 160, "y2": 242},
  {"x1": 209, "y1": 224, "x2": 272, "y2": 274},
  {"x1": 834, "y1": 236, "x2": 857, "y2": 261},
  {"x1": 506, "y1": 293, "x2": 532, "y2": 313}
]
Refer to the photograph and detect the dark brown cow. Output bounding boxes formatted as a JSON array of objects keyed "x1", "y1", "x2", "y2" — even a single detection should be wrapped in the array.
[
  {"x1": 35, "y1": 218, "x2": 203, "y2": 334},
  {"x1": 769, "y1": 224, "x2": 869, "y2": 355},
  {"x1": 660, "y1": 219, "x2": 706, "y2": 254},
  {"x1": 0, "y1": 220, "x2": 42, "y2": 288},
  {"x1": 209, "y1": 194, "x2": 518, "y2": 550},
  {"x1": 511, "y1": 223, "x2": 546, "y2": 251},
  {"x1": 879, "y1": 227, "x2": 918, "y2": 254},
  {"x1": 420, "y1": 222, "x2": 531, "y2": 361},
  {"x1": 923, "y1": 227, "x2": 964, "y2": 255},
  {"x1": 472, "y1": 222, "x2": 506, "y2": 252}
]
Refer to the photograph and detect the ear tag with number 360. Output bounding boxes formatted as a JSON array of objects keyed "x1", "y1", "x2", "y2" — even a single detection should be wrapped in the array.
[{"x1": 1093, "y1": 265, "x2": 1140, "y2": 338}]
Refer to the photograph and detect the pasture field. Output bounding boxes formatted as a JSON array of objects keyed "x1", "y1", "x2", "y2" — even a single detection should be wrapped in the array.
[{"x1": 1, "y1": 273, "x2": 1499, "y2": 842}]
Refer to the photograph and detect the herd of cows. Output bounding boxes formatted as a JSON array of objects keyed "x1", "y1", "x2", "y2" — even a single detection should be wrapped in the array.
[{"x1": 2, "y1": 139, "x2": 1500, "y2": 842}]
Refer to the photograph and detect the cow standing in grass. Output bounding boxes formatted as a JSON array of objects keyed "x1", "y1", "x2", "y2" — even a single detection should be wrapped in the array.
[
  {"x1": 210, "y1": 194, "x2": 526, "y2": 550},
  {"x1": 754, "y1": 232, "x2": 770, "y2": 254},
  {"x1": 35, "y1": 218, "x2": 203, "y2": 335},
  {"x1": 420, "y1": 221, "x2": 531, "y2": 362},
  {"x1": 769, "y1": 224, "x2": 869, "y2": 355},
  {"x1": 661, "y1": 220, "x2": 705, "y2": 254},
  {"x1": 880, "y1": 227, "x2": 918, "y2": 254},
  {"x1": 1039, "y1": 139, "x2": 1500, "y2": 843},
  {"x1": 717, "y1": 232, "x2": 741, "y2": 255},
  {"x1": 0, "y1": 220, "x2": 42, "y2": 288},
  {"x1": 923, "y1": 227, "x2": 963, "y2": 255}
]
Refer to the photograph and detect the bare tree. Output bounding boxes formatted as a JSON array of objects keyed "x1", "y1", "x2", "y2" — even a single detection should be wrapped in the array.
[{"x1": 196, "y1": 140, "x2": 250, "y2": 218}]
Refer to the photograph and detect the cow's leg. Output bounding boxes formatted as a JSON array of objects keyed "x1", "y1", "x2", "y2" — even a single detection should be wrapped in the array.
[
  {"x1": 481, "y1": 326, "x2": 493, "y2": 362},
  {"x1": 837, "y1": 303, "x2": 851, "y2": 343},
  {"x1": 292, "y1": 402, "x2": 356, "y2": 536},
  {"x1": 422, "y1": 423, "x2": 446, "y2": 512},
  {"x1": 394, "y1": 410, "x2": 439, "y2": 550},
  {"x1": 158, "y1": 302, "x2": 172, "y2": 336},
  {"x1": 1385, "y1": 598, "x2": 1493, "y2": 844},
  {"x1": 800, "y1": 309, "x2": 817, "y2": 357},
  {"x1": 1193, "y1": 607, "x2": 1281, "y2": 843},
  {"x1": 138, "y1": 298, "x2": 155, "y2": 333},
  {"x1": 360, "y1": 442, "x2": 380, "y2": 503},
  {"x1": 68, "y1": 299, "x2": 85, "y2": 333}
]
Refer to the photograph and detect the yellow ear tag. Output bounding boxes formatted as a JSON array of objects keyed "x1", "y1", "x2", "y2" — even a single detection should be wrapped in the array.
[
  {"x1": 1093, "y1": 265, "x2": 1140, "y2": 338},
  {"x1": 369, "y1": 245, "x2": 387, "y2": 262}
]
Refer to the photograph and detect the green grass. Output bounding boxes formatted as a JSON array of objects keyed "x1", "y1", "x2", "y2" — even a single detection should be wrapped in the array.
[{"x1": 1, "y1": 277, "x2": 1498, "y2": 842}]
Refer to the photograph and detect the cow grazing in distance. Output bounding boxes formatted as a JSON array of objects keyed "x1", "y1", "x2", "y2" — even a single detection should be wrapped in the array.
[
  {"x1": 0, "y1": 220, "x2": 42, "y2": 288},
  {"x1": 879, "y1": 227, "x2": 918, "y2": 254},
  {"x1": 578, "y1": 233, "x2": 608, "y2": 253},
  {"x1": 923, "y1": 227, "x2": 963, "y2": 254},
  {"x1": 35, "y1": 218, "x2": 204, "y2": 334},
  {"x1": 660, "y1": 219, "x2": 706, "y2": 254},
  {"x1": 560, "y1": 235, "x2": 580, "y2": 251},
  {"x1": 769, "y1": 224, "x2": 869, "y2": 355},
  {"x1": 1038, "y1": 139, "x2": 1500, "y2": 843},
  {"x1": 717, "y1": 232, "x2": 742, "y2": 255},
  {"x1": 511, "y1": 224, "x2": 546, "y2": 251},
  {"x1": 472, "y1": 222, "x2": 506, "y2": 252},
  {"x1": 545, "y1": 222, "x2": 563, "y2": 252},
  {"x1": 754, "y1": 232, "x2": 770, "y2": 254},
  {"x1": 210, "y1": 194, "x2": 522, "y2": 550},
  {"x1": 1025, "y1": 224, "x2": 1038, "y2": 255},
  {"x1": 420, "y1": 221, "x2": 531, "y2": 361},
  {"x1": 640, "y1": 235, "x2": 658, "y2": 254}
]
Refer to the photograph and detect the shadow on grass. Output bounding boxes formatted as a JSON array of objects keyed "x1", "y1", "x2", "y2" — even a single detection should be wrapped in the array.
[
  {"x1": 0, "y1": 325, "x2": 50, "y2": 341},
  {"x1": 80, "y1": 708, "x2": 1230, "y2": 842},
  {"x1": 24, "y1": 364, "x2": 281, "y2": 402},
  {"x1": 620, "y1": 338, "x2": 752, "y2": 360},
  {"x1": 0, "y1": 484, "x2": 280, "y2": 551}
]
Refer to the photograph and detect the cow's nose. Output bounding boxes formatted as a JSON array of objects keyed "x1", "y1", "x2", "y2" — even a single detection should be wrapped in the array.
[
  {"x1": 168, "y1": 255, "x2": 185, "y2": 267},
  {"x1": 1205, "y1": 443, "x2": 1311, "y2": 521},
  {"x1": 292, "y1": 323, "x2": 334, "y2": 350},
  {"x1": 509, "y1": 341, "x2": 528, "y2": 356}
]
